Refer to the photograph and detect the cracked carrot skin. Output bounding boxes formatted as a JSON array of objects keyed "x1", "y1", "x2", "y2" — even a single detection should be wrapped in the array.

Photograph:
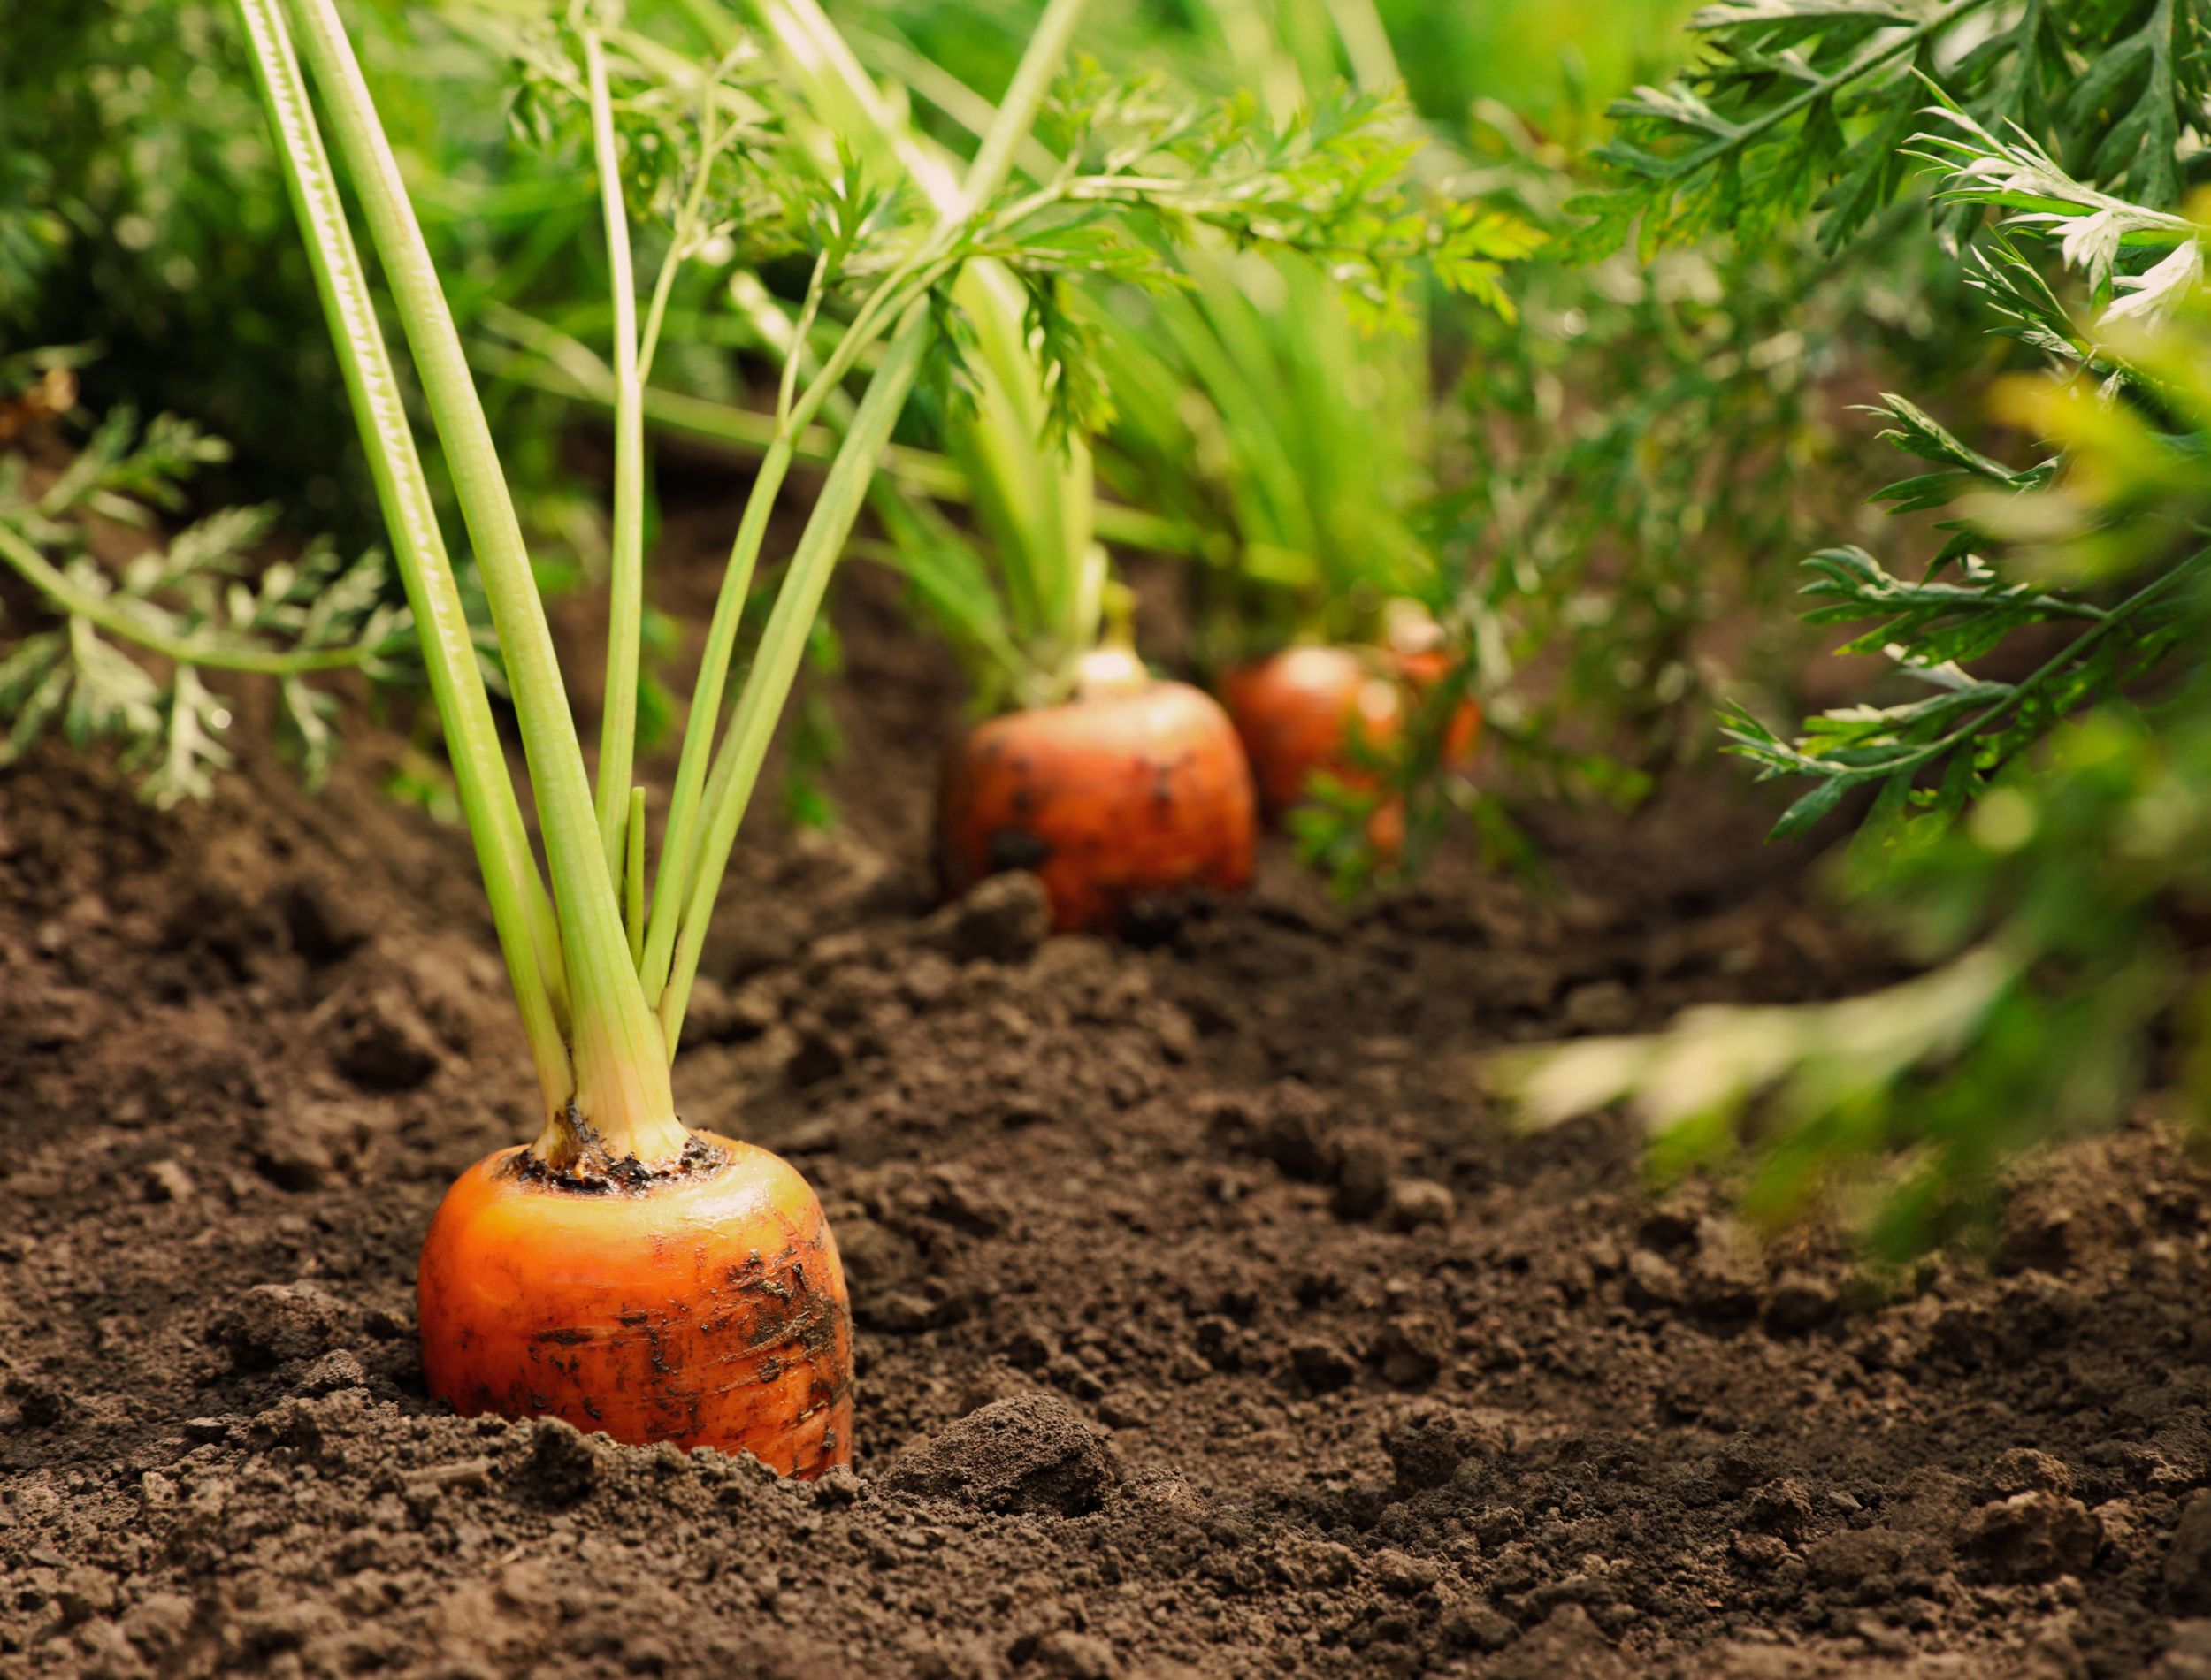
[
  {"x1": 938, "y1": 678, "x2": 1257, "y2": 935},
  {"x1": 417, "y1": 1134, "x2": 852, "y2": 1477}
]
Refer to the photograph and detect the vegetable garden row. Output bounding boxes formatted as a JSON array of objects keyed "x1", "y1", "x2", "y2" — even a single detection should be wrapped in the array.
[{"x1": 9, "y1": 0, "x2": 2211, "y2": 1675}]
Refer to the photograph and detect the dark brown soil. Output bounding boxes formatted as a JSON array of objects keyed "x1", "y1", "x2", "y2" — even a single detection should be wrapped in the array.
[{"x1": 7, "y1": 562, "x2": 2211, "y2": 1680}]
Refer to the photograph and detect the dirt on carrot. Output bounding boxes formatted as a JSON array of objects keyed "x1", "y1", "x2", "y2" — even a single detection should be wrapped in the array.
[{"x1": 5, "y1": 561, "x2": 2211, "y2": 1679}]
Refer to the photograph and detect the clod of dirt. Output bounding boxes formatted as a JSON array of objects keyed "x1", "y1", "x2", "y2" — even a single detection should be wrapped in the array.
[
  {"x1": 249, "y1": 1101, "x2": 361, "y2": 1191},
  {"x1": 279, "y1": 874, "x2": 371, "y2": 965},
  {"x1": 1330, "y1": 1130, "x2": 1392, "y2": 1218},
  {"x1": 1289, "y1": 1337, "x2": 1359, "y2": 1393},
  {"x1": 1681, "y1": 1218, "x2": 1765, "y2": 1321},
  {"x1": 883, "y1": 1393, "x2": 1121, "y2": 1516},
  {"x1": 214, "y1": 1281, "x2": 345, "y2": 1371},
  {"x1": 8, "y1": 1378, "x2": 66, "y2": 1429},
  {"x1": 1490, "y1": 1605, "x2": 1633, "y2": 1679},
  {"x1": 1376, "y1": 1313, "x2": 1449, "y2": 1387},
  {"x1": 922, "y1": 871, "x2": 1052, "y2": 965},
  {"x1": 1381, "y1": 1403, "x2": 1507, "y2": 1492},
  {"x1": 298, "y1": 1350, "x2": 367, "y2": 1394},
  {"x1": 2157, "y1": 1621, "x2": 2211, "y2": 1680},
  {"x1": 1625, "y1": 1249, "x2": 1685, "y2": 1310},
  {"x1": 1253, "y1": 1082, "x2": 1339, "y2": 1184},
  {"x1": 681, "y1": 974, "x2": 780, "y2": 1043},
  {"x1": 506, "y1": 1417, "x2": 605, "y2": 1508},
  {"x1": 141, "y1": 1157, "x2": 196, "y2": 1203},
  {"x1": 1803, "y1": 1526, "x2": 1904, "y2": 1589},
  {"x1": 1030, "y1": 1630, "x2": 1121, "y2": 1679},
  {"x1": 1371, "y1": 1547, "x2": 1438, "y2": 1596},
  {"x1": 1988, "y1": 1447, "x2": 2077, "y2": 1498},
  {"x1": 328, "y1": 987, "x2": 444, "y2": 1091},
  {"x1": 1762, "y1": 1271, "x2": 1838, "y2": 1334},
  {"x1": 1958, "y1": 1491, "x2": 2101, "y2": 1582},
  {"x1": 1744, "y1": 1477, "x2": 1817, "y2": 1540},
  {"x1": 1383, "y1": 1178, "x2": 1455, "y2": 1231},
  {"x1": 2167, "y1": 1493, "x2": 2211, "y2": 1612}
]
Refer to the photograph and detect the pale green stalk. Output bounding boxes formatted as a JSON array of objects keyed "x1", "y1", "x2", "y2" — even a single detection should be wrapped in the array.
[
  {"x1": 584, "y1": 25, "x2": 647, "y2": 884},
  {"x1": 712, "y1": 0, "x2": 1106, "y2": 702},
  {"x1": 233, "y1": 0, "x2": 570, "y2": 1117},
  {"x1": 624, "y1": 785, "x2": 646, "y2": 968},
  {"x1": 631, "y1": 74, "x2": 980, "y2": 1000},
  {"x1": 284, "y1": 0, "x2": 681, "y2": 1163},
  {"x1": 657, "y1": 309, "x2": 929, "y2": 1048},
  {"x1": 655, "y1": 0, "x2": 1096, "y2": 1045}
]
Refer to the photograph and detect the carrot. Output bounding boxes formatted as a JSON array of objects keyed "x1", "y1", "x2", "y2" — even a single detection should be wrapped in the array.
[
  {"x1": 939, "y1": 653, "x2": 1257, "y2": 933},
  {"x1": 418, "y1": 1135, "x2": 851, "y2": 1472},
  {"x1": 1221, "y1": 642, "x2": 1481, "y2": 851},
  {"x1": 240, "y1": 0, "x2": 1096, "y2": 1475}
]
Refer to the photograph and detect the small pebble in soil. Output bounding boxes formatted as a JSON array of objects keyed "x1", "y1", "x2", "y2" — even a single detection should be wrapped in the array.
[{"x1": 883, "y1": 1393, "x2": 1121, "y2": 1516}]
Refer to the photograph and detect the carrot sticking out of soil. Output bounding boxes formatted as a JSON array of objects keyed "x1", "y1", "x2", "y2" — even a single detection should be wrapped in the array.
[
  {"x1": 1221, "y1": 643, "x2": 1481, "y2": 852},
  {"x1": 938, "y1": 651, "x2": 1258, "y2": 934},
  {"x1": 418, "y1": 1135, "x2": 852, "y2": 1471},
  {"x1": 236, "y1": 0, "x2": 1093, "y2": 1473}
]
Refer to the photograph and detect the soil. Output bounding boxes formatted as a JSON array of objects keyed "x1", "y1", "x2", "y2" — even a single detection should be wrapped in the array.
[{"x1": 8, "y1": 552, "x2": 2211, "y2": 1680}]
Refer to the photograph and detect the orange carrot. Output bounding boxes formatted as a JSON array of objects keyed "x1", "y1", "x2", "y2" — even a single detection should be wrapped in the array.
[
  {"x1": 418, "y1": 1134, "x2": 852, "y2": 1474},
  {"x1": 938, "y1": 659, "x2": 1257, "y2": 934},
  {"x1": 1222, "y1": 644, "x2": 1481, "y2": 851}
]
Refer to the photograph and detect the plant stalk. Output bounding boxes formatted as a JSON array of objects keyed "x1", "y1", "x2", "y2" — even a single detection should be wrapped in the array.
[
  {"x1": 584, "y1": 24, "x2": 648, "y2": 887},
  {"x1": 284, "y1": 0, "x2": 682, "y2": 1165},
  {"x1": 656, "y1": 0, "x2": 1095, "y2": 1045},
  {"x1": 233, "y1": 0, "x2": 572, "y2": 1116}
]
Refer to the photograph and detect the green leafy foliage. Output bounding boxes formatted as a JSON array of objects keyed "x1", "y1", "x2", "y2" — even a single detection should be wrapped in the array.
[
  {"x1": 1568, "y1": 0, "x2": 2210, "y2": 261},
  {"x1": 1023, "y1": 66, "x2": 1546, "y2": 332},
  {"x1": 1500, "y1": 35, "x2": 2211, "y2": 1244},
  {"x1": 1722, "y1": 121, "x2": 2211, "y2": 851},
  {"x1": 0, "y1": 387, "x2": 409, "y2": 803}
]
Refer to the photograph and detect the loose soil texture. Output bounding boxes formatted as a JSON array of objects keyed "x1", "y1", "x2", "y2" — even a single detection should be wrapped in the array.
[{"x1": 6, "y1": 566, "x2": 2211, "y2": 1680}]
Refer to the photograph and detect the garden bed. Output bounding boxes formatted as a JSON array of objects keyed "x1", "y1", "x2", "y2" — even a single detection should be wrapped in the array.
[{"x1": 4, "y1": 562, "x2": 2208, "y2": 1680}]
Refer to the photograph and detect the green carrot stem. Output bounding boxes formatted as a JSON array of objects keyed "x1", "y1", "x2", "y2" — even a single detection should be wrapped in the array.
[
  {"x1": 232, "y1": 0, "x2": 571, "y2": 1115},
  {"x1": 657, "y1": 0, "x2": 1095, "y2": 1046},
  {"x1": 657, "y1": 307, "x2": 931, "y2": 1050},
  {"x1": 624, "y1": 784, "x2": 646, "y2": 969},
  {"x1": 584, "y1": 25, "x2": 648, "y2": 885},
  {"x1": 636, "y1": 434, "x2": 794, "y2": 1000},
  {"x1": 284, "y1": 0, "x2": 681, "y2": 1162}
]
